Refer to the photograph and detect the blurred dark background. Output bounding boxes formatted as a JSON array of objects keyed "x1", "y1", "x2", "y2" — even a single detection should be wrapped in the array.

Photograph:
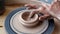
[{"x1": 0, "y1": 0, "x2": 5, "y2": 15}]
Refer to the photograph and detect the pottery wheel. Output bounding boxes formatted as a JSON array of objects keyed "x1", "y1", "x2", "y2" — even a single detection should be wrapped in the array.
[{"x1": 10, "y1": 10, "x2": 49, "y2": 34}]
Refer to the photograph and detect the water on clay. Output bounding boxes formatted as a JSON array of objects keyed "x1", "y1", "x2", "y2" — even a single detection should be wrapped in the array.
[{"x1": 22, "y1": 12, "x2": 36, "y2": 21}]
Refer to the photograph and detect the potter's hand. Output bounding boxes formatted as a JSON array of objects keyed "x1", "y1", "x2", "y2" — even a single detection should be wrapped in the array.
[
  {"x1": 25, "y1": 4, "x2": 51, "y2": 21},
  {"x1": 36, "y1": 7, "x2": 51, "y2": 21},
  {"x1": 25, "y1": 4, "x2": 38, "y2": 9},
  {"x1": 50, "y1": 0, "x2": 60, "y2": 14},
  {"x1": 47, "y1": 0, "x2": 60, "y2": 21}
]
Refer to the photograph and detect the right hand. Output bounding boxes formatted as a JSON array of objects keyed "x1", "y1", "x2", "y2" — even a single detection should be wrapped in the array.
[{"x1": 25, "y1": 4, "x2": 51, "y2": 21}]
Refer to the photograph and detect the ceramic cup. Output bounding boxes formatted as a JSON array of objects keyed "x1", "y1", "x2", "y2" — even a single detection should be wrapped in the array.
[{"x1": 18, "y1": 10, "x2": 39, "y2": 27}]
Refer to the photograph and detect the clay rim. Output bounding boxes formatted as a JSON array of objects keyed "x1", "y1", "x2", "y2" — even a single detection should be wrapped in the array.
[{"x1": 18, "y1": 10, "x2": 39, "y2": 24}]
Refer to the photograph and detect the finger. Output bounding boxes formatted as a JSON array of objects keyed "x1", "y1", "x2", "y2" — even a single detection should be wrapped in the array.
[
  {"x1": 44, "y1": 14, "x2": 51, "y2": 18},
  {"x1": 42, "y1": 14, "x2": 51, "y2": 19},
  {"x1": 25, "y1": 4, "x2": 32, "y2": 6},
  {"x1": 25, "y1": 4, "x2": 37, "y2": 9},
  {"x1": 39, "y1": 16, "x2": 45, "y2": 21},
  {"x1": 42, "y1": 3, "x2": 50, "y2": 10},
  {"x1": 25, "y1": 4, "x2": 36, "y2": 7},
  {"x1": 30, "y1": 10, "x2": 39, "y2": 17},
  {"x1": 39, "y1": 14, "x2": 51, "y2": 21},
  {"x1": 37, "y1": 6, "x2": 46, "y2": 13}
]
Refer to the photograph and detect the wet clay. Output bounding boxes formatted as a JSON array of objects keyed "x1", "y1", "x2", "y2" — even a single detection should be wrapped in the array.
[{"x1": 22, "y1": 12, "x2": 36, "y2": 21}]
